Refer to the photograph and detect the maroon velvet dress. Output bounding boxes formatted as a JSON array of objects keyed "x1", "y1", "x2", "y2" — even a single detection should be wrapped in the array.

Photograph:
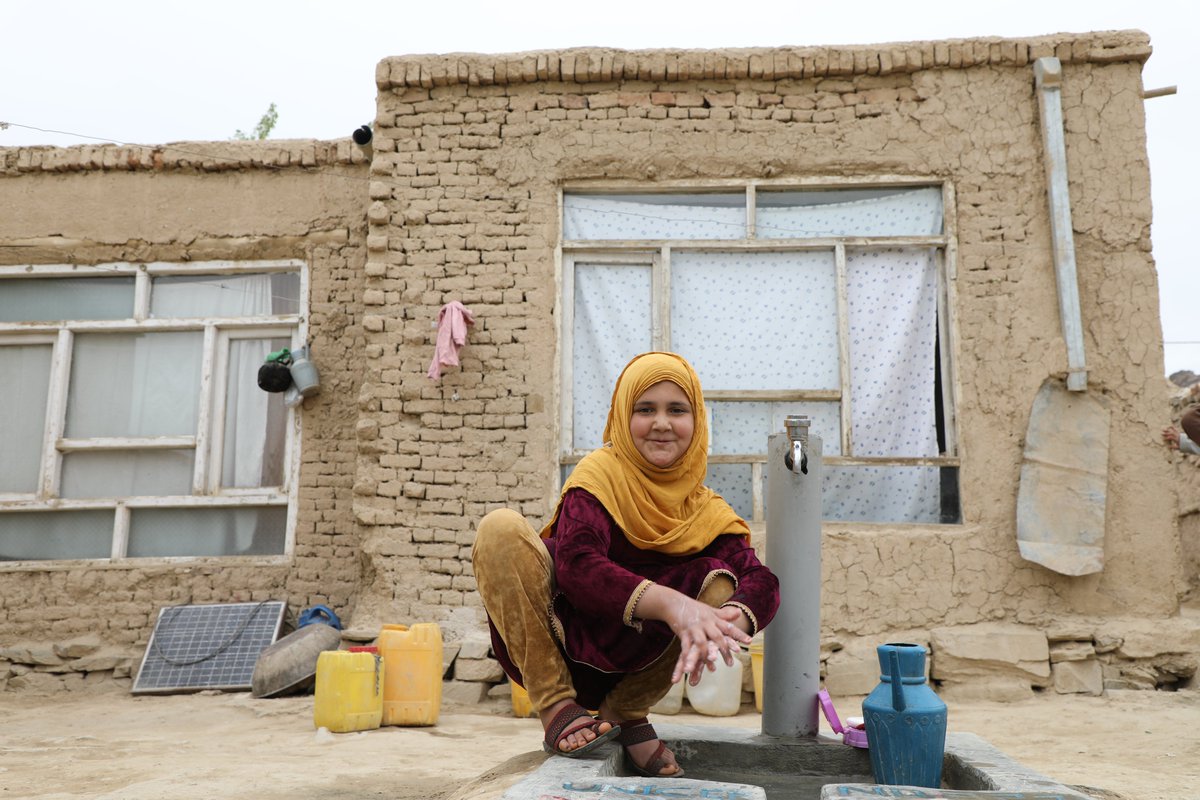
[{"x1": 489, "y1": 488, "x2": 780, "y2": 710}]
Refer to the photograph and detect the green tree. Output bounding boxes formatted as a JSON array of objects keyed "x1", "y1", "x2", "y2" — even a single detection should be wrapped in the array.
[{"x1": 233, "y1": 103, "x2": 278, "y2": 140}]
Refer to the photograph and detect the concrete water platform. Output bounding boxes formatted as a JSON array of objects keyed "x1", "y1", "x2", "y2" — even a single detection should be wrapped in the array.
[{"x1": 502, "y1": 724, "x2": 1091, "y2": 800}]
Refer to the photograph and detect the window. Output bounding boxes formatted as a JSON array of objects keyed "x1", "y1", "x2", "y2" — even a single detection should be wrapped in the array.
[
  {"x1": 0, "y1": 261, "x2": 304, "y2": 561},
  {"x1": 560, "y1": 185, "x2": 960, "y2": 524}
]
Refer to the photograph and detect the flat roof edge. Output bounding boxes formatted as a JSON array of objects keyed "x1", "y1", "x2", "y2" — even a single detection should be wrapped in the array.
[{"x1": 376, "y1": 30, "x2": 1151, "y2": 90}]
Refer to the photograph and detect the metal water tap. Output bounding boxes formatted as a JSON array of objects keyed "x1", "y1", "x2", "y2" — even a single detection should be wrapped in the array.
[{"x1": 783, "y1": 414, "x2": 809, "y2": 474}]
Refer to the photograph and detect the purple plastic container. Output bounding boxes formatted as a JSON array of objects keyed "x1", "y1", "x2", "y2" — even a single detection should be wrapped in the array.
[{"x1": 817, "y1": 688, "x2": 869, "y2": 748}]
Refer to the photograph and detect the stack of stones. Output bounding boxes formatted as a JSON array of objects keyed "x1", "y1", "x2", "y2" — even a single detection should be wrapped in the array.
[
  {"x1": 818, "y1": 620, "x2": 1198, "y2": 702},
  {"x1": 1, "y1": 638, "x2": 134, "y2": 693},
  {"x1": 446, "y1": 638, "x2": 505, "y2": 705}
]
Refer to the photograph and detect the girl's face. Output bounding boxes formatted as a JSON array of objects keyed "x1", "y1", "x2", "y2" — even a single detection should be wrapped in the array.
[{"x1": 629, "y1": 380, "x2": 695, "y2": 468}]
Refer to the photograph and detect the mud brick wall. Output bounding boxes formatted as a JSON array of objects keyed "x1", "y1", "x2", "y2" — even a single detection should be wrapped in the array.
[
  {"x1": 0, "y1": 140, "x2": 370, "y2": 690},
  {"x1": 352, "y1": 31, "x2": 1182, "y2": 650}
]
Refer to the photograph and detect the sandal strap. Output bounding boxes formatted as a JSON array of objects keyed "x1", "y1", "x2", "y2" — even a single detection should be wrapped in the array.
[
  {"x1": 544, "y1": 702, "x2": 601, "y2": 748},
  {"x1": 638, "y1": 741, "x2": 673, "y2": 776},
  {"x1": 617, "y1": 722, "x2": 681, "y2": 777},
  {"x1": 615, "y1": 716, "x2": 657, "y2": 747}
]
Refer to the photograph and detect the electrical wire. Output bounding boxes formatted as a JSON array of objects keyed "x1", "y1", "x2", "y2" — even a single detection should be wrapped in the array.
[{"x1": 149, "y1": 599, "x2": 275, "y2": 666}]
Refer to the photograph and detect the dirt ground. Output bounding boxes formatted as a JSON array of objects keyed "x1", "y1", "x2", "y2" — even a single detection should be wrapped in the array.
[{"x1": 3, "y1": 687, "x2": 1197, "y2": 800}]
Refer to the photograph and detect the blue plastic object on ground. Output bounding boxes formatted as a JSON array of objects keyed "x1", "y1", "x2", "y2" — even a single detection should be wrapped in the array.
[{"x1": 297, "y1": 604, "x2": 342, "y2": 630}]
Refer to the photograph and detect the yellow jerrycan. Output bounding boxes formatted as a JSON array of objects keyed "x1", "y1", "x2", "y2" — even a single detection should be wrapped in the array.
[
  {"x1": 378, "y1": 623, "x2": 443, "y2": 726},
  {"x1": 510, "y1": 680, "x2": 535, "y2": 718},
  {"x1": 312, "y1": 649, "x2": 384, "y2": 732},
  {"x1": 749, "y1": 637, "x2": 765, "y2": 712}
]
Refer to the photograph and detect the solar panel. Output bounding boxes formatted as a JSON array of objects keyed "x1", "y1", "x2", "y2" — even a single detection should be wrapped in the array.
[{"x1": 132, "y1": 601, "x2": 286, "y2": 694}]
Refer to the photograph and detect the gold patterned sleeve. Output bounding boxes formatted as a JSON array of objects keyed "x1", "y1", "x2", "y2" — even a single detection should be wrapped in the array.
[{"x1": 623, "y1": 579, "x2": 655, "y2": 630}]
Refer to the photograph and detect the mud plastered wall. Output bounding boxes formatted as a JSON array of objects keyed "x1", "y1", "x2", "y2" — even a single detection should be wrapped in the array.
[
  {"x1": 0, "y1": 141, "x2": 368, "y2": 691},
  {"x1": 354, "y1": 30, "x2": 1181, "y2": 646},
  {"x1": 1168, "y1": 388, "x2": 1200, "y2": 603}
]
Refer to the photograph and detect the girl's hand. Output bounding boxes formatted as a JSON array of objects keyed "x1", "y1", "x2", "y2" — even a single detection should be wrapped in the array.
[
  {"x1": 1164, "y1": 425, "x2": 1181, "y2": 449},
  {"x1": 662, "y1": 595, "x2": 751, "y2": 685},
  {"x1": 630, "y1": 584, "x2": 752, "y2": 685}
]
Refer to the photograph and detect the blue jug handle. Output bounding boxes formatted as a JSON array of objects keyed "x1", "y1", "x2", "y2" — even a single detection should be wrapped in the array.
[
  {"x1": 889, "y1": 649, "x2": 905, "y2": 711},
  {"x1": 298, "y1": 604, "x2": 343, "y2": 630}
]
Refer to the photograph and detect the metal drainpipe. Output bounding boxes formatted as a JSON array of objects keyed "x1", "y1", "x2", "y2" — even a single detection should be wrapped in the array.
[
  {"x1": 761, "y1": 415, "x2": 823, "y2": 737},
  {"x1": 1034, "y1": 56, "x2": 1088, "y2": 392}
]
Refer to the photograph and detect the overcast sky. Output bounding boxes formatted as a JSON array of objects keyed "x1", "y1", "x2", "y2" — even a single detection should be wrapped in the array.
[{"x1": 3, "y1": 0, "x2": 1194, "y2": 375}]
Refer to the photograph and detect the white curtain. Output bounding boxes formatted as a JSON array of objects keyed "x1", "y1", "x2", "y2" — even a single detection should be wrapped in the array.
[
  {"x1": 67, "y1": 331, "x2": 203, "y2": 439},
  {"x1": 564, "y1": 194, "x2": 746, "y2": 240},
  {"x1": 61, "y1": 450, "x2": 194, "y2": 499},
  {"x1": 671, "y1": 251, "x2": 841, "y2": 391},
  {"x1": 846, "y1": 248, "x2": 940, "y2": 459},
  {"x1": 0, "y1": 344, "x2": 52, "y2": 493},
  {"x1": 822, "y1": 465, "x2": 942, "y2": 523},
  {"x1": 757, "y1": 187, "x2": 943, "y2": 238},
  {"x1": 150, "y1": 275, "x2": 282, "y2": 554},
  {"x1": 708, "y1": 401, "x2": 843, "y2": 456},
  {"x1": 223, "y1": 337, "x2": 288, "y2": 490},
  {"x1": 572, "y1": 263, "x2": 652, "y2": 450},
  {"x1": 62, "y1": 332, "x2": 202, "y2": 501},
  {"x1": 151, "y1": 274, "x2": 287, "y2": 497},
  {"x1": 150, "y1": 273, "x2": 284, "y2": 318},
  {"x1": 0, "y1": 510, "x2": 114, "y2": 560},
  {"x1": 0, "y1": 277, "x2": 134, "y2": 322},
  {"x1": 831, "y1": 247, "x2": 941, "y2": 522},
  {"x1": 127, "y1": 507, "x2": 287, "y2": 558},
  {"x1": 563, "y1": 187, "x2": 942, "y2": 241},
  {"x1": 705, "y1": 400, "x2": 842, "y2": 520}
]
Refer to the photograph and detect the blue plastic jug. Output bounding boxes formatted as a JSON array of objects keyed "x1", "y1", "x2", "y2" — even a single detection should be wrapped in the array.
[{"x1": 862, "y1": 642, "x2": 947, "y2": 788}]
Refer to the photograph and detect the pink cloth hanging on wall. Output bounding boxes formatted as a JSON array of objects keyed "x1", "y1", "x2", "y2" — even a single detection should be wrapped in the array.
[{"x1": 427, "y1": 301, "x2": 475, "y2": 380}]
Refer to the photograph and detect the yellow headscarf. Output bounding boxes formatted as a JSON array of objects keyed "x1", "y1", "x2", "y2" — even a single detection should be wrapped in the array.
[{"x1": 543, "y1": 352, "x2": 749, "y2": 555}]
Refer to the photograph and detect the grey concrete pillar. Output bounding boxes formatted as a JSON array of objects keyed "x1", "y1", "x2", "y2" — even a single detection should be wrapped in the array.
[{"x1": 761, "y1": 424, "x2": 823, "y2": 738}]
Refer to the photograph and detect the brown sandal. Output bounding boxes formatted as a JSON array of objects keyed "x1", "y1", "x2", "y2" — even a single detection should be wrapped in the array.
[
  {"x1": 616, "y1": 717, "x2": 684, "y2": 777},
  {"x1": 541, "y1": 702, "x2": 621, "y2": 757}
]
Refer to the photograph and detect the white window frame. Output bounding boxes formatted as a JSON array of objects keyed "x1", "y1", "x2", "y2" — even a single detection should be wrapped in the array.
[
  {"x1": 557, "y1": 179, "x2": 962, "y2": 524},
  {"x1": 0, "y1": 259, "x2": 307, "y2": 563}
]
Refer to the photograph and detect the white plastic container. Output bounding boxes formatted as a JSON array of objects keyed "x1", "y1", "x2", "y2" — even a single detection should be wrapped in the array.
[
  {"x1": 650, "y1": 678, "x2": 684, "y2": 715},
  {"x1": 684, "y1": 657, "x2": 743, "y2": 716}
]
